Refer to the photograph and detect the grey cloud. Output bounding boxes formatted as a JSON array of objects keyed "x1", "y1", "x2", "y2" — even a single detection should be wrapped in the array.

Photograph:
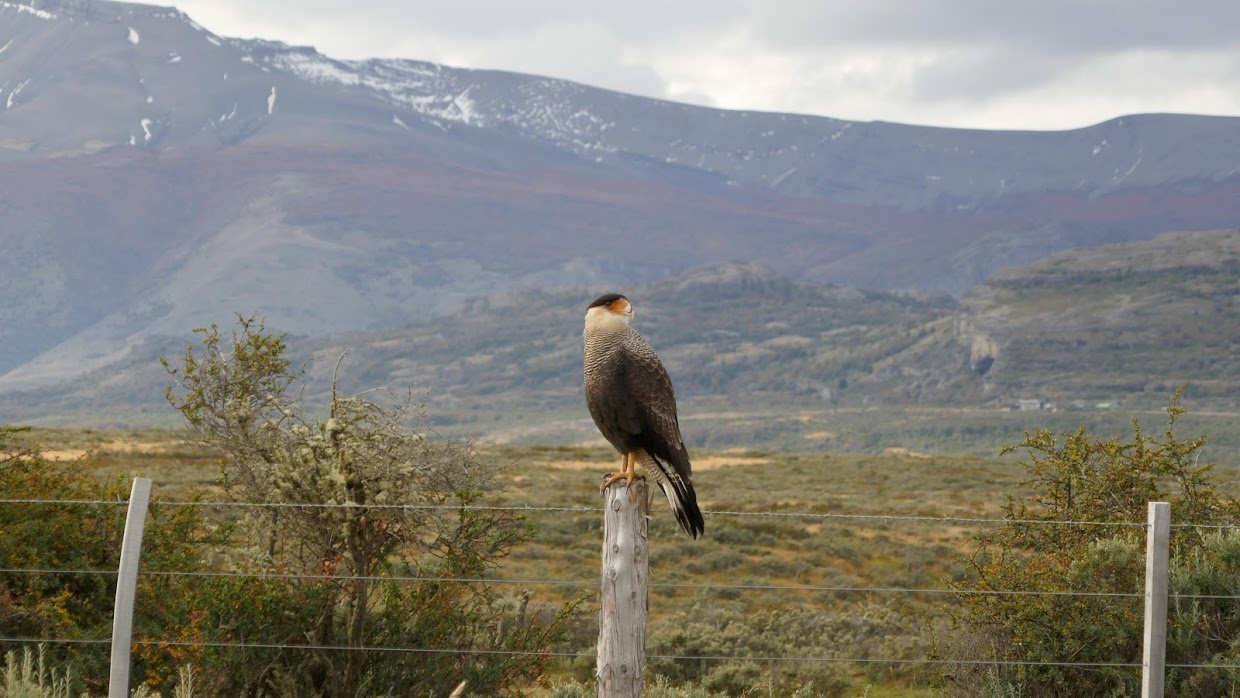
[
  {"x1": 738, "y1": 0, "x2": 1240, "y2": 54},
  {"x1": 172, "y1": 0, "x2": 1240, "y2": 129}
]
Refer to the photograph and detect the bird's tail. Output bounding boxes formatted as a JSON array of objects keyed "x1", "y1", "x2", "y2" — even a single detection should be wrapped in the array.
[{"x1": 641, "y1": 452, "x2": 705, "y2": 538}]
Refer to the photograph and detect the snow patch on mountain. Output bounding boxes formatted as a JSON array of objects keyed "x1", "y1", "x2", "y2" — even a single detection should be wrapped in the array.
[
  {"x1": 0, "y1": 1, "x2": 55, "y2": 20},
  {"x1": 238, "y1": 41, "x2": 841, "y2": 181},
  {"x1": 267, "y1": 50, "x2": 361, "y2": 86},
  {"x1": 245, "y1": 43, "x2": 623, "y2": 154},
  {"x1": 5, "y1": 78, "x2": 29, "y2": 109}
]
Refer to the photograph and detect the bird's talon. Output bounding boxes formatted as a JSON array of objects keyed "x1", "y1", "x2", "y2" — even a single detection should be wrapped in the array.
[{"x1": 600, "y1": 471, "x2": 644, "y2": 491}]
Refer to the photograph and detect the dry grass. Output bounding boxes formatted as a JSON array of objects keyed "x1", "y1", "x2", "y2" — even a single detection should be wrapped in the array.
[{"x1": 15, "y1": 428, "x2": 1026, "y2": 696}]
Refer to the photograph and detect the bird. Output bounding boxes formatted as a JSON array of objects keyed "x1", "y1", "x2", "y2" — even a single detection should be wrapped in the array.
[{"x1": 583, "y1": 292, "x2": 705, "y2": 538}]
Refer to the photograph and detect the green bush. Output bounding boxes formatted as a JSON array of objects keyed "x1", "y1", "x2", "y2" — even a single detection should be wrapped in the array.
[
  {"x1": 647, "y1": 601, "x2": 922, "y2": 697},
  {"x1": 947, "y1": 393, "x2": 1240, "y2": 696},
  {"x1": 0, "y1": 430, "x2": 217, "y2": 696},
  {"x1": 1165, "y1": 530, "x2": 1240, "y2": 696},
  {"x1": 161, "y1": 316, "x2": 575, "y2": 696}
]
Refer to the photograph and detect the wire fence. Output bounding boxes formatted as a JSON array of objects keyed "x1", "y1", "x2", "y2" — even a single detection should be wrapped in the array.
[{"x1": 3, "y1": 493, "x2": 1240, "y2": 675}]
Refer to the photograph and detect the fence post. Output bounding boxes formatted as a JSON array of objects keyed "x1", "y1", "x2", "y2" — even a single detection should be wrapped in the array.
[
  {"x1": 1142, "y1": 501, "x2": 1170, "y2": 698},
  {"x1": 109, "y1": 477, "x2": 152, "y2": 698},
  {"x1": 597, "y1": 479, "x2": 649, "y2": 698}
]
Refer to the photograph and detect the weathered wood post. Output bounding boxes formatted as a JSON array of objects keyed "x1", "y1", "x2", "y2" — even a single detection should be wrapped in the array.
[
  {"x1": 1141, "y1": 501, "x2": 1170, "y2": 698},
  {"x1": 597, "y1": 479, "x2": 649, "y2": 698}
]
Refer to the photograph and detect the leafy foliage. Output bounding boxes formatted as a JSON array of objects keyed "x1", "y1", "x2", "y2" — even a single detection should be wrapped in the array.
[
  {"x1": 947, "y1": 392, "x2": 1240, "y2": 696},
  {"x1": 162, "y1": 315, "x2": 573, "y2": 696},
  {"x1": 0, "y1": 426, "x2": 218, "y2": 695},
  {"x1": 646, "y1": 602, "x2": 923, "y2": 696}
]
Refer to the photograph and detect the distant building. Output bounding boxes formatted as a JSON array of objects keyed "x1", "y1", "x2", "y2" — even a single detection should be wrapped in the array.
[{"x1": 1016, "y1": 398, "x2": 1056, "y2": 412}]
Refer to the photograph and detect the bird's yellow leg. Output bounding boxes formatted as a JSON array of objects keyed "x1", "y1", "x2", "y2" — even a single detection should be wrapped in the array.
[{"x1": 601, "y1": 451, "x2": 644, "y2": 490}]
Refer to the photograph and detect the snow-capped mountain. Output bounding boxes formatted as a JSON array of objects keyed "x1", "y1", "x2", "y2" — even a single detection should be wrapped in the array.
[
  {"x1": 1, "y1": 0, "x2": 1239, "y2": 395},
  {"x1": 6, "y1": 0, "x2": 1240, "y2": 205}
]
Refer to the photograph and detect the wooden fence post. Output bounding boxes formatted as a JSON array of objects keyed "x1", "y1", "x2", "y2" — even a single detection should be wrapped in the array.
[
  {"x1": 597, "y1": 479, "x2": 649, "y2": 698},
  {"x1": 109, "y1": 477, "x2": 152, "y2": 698},
  {"x1": 1142, "y1": 501, "x2": 1170, "y2": 698}
]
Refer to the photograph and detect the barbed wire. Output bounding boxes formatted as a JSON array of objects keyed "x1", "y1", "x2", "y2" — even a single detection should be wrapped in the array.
[
  {"x1": 12, "y1": 564, "x2": 1240, "y2": 602},
  {"x1": 0, "y1": 635, "x2": 1148, "y2": 668},
  {"x1": 12, "y1": 494, "x2": 1238, "y2": 530},
  {"x1": 0, "y1": 498, "x2": 130, "y2": 507},
  {"x1": 0, "y1": 567, "x2": 1150, "y2": 598},
  {"x1": 0, "y1": 497, "x2": 1156, "y2": 528},
  {"x1": 14, "y1": 633, "x2": 1240, "y2": 671},
  {"x1": 9, "y1": 634, "x2": 1240, "y2": 671}
]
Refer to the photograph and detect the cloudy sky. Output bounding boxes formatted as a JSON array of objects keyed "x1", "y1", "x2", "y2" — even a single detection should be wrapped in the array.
[{"x1": 171, "y1": 0, "x2": 1240, "y2": 131}]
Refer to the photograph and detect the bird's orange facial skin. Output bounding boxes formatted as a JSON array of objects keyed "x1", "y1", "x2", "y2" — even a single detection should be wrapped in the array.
[{"x1": 608, "y1": 298, "x2": 634, "y2": 317}]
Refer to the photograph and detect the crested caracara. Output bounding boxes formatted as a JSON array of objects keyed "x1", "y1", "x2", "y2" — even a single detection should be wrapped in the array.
[{"x1": 583, "y1": 293, "x2": 704, "y2": 538}]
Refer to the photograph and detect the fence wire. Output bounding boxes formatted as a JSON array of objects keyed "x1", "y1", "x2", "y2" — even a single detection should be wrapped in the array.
[
  {"x1": 9, "y1": 565, "x2": 1240, "y2": 601},
  {"x1": 0, "y1": 634, "x2": 1150, "y2": 669},
  {"x1": 0, "y1": 567, "x2": 1151, "y2": 598},
  {"x1": 8, "y1": 634, "x2": 1240, "y2": 672},
  {"x1": 0, "y1": 496, "x2": 1156, "y2": 528},
  {"x1": 1, "y1": 493, "x2": 1236, "y2": 676}
]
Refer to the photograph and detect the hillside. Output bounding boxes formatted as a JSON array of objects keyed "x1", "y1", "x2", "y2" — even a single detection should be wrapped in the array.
[
  {"x1": 948, "y1": 229, "x2": 1240, "y2": 402},
  {"x1": 0, "y1": 262, "x2": 956, "y2": 423},
  {"x1": 1, "y1": 0, "x2": 1240, "y2": 394},
  {"x1": 3, "y1": 231, "x2": 1237, "y2": 460}
]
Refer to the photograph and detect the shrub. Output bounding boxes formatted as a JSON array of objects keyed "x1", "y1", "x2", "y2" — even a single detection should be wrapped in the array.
[
  {"x1": 946, "y1": 392, "x2": 1240, "y2": 696},
  {"x1": 162, "y1": 315, "x2": 575, "y2": 696},
  {"x1": 0, "y1": 430, "x2": 217, "y2": 696},
  {"x1": 647, "y1": 601, "x2": 921, "y2": 696}
]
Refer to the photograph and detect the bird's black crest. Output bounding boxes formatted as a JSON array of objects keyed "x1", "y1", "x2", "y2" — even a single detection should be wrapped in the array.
[{"x1": 588, "y1": 292, "x2": 627, "y2": 309}]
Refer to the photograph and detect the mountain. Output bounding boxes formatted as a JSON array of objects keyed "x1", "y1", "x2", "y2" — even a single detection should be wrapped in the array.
[
  {"x1": 2, "y1": 0, "x2": 1240, "y2": 394},
  {"x1": 2, "y1": 231, "x2": 1237, "y2": 444}
]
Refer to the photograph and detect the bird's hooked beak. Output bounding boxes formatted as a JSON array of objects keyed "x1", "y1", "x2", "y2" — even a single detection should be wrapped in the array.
[{"x1": 624, "y1": 303, "x2": 634, "y2": 319}]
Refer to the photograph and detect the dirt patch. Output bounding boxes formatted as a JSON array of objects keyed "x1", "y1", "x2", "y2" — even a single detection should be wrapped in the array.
[
  {"x1": 41, "y1": 439, "x2": 183, "y2": 461},
  {"x1": 883, "y1": 447, "x2": 933, "y2": 459},
  {"x1": 803, "y1": 431, "x2": 835, "y2": 440},
  {"x1": 40, "y1": 449, "x2": 89, "y2": 461}
]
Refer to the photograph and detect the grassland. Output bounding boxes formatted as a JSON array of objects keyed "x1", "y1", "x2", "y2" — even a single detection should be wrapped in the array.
[
  {"x1": 14, "y1": 422, "x2": 1240, "y2": 695},
  {"x1": 10, "y1": 427, "x2": 1035, "y2": 695}
]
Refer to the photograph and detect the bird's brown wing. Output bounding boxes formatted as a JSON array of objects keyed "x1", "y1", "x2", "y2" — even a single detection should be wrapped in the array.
[
  {"x1": 619, "y1": 335, "x2": 690, "y2": 475},
  {"x1": 621, "y1": 334, "x2": 703, "y2": 537}
]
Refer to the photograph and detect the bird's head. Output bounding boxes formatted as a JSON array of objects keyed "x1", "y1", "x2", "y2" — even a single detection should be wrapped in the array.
[{"x1": 585, "y1": 293, "x2": 634, "y2": 326}]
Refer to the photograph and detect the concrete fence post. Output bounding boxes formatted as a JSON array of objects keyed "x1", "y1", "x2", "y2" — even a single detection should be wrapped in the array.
[
  {"x1": 108, "y1": 477, "x2": 152, "y2": 698},
  {"x1": 1141, "y1": 501, "x2": 1170, "y2": 698}
]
